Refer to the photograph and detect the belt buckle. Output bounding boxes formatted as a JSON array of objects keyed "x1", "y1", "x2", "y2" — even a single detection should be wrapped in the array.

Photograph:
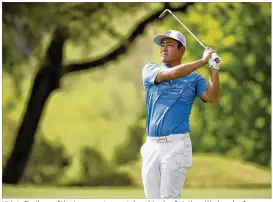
[{"x1": 158, "y1": 136, "x2": 167, "y2": 143}]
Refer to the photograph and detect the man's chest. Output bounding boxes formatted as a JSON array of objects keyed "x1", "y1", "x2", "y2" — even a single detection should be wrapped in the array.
[{"x1": 148, "y1": 78, "x2": 197, "y2": 103}]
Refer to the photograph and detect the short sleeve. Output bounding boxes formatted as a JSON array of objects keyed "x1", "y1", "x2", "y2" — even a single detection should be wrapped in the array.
[
  {"x1": 142, "y1": 63, "x2": 162, "y2": 87},
  {"x1": 196, "y1": 74, "x2": 209, "y2": 100}
]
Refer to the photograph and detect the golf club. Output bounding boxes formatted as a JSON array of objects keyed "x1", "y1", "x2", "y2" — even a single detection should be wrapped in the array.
[{"x1": 159, "y1": 9, "x2": 221, "y2": 64}]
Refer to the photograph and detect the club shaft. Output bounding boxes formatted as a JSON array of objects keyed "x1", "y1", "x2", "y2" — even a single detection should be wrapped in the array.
[
  {"x1": 167, "y1": 10, "x2": 207, "y2": 49},
  {"x1": 159, "y1": 9, "x2": 221, "y2": 63}
]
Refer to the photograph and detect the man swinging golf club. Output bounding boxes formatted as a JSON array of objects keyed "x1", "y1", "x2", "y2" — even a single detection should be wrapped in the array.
[{"x1": 140, "y1": 10, "x2": 221, "y2": 199}]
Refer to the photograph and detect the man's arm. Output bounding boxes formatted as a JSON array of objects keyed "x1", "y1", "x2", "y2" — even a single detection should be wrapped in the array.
[
  {"x1": 202, "y1": 68, "x2": 220, "y2": 103},
  {"x1": 155, "y1": 48, "x2": 215, "y2": 83},
  {"x1": 155, "y1": 59, "x2": 206, "y2": 83}
]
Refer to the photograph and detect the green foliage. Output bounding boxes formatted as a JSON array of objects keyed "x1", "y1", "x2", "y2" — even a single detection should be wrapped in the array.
[
  {"x1": 2, "y1": 30, "x2": 152, "y2": 186},
  {"x1": 3, "y1": 102, "x2": 71, "y2": 185},
  {"x1": 2, "y1": 24, "x2": 24, "y2": 71},
  {"x1": 20, "y1": 135, "x2": 71, "y2": 185},
  {"x1": 79, "y1": 146, "x2": 107, "y2": 183},
  {"x1": 114, "y1": 110, "x2": 146, "y2": 165},
  {"x1": 73, "y1": 146, "x2": 132, "y2": 186},
  {"x1": 160, "y1": 2, "x2": 271, "y2": 166},
  {"x1": 2, "y1": 2, "x2": 151, "y2": 70}
]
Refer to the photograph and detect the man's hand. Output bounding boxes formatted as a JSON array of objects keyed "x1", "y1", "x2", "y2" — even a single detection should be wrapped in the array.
[
  {"x1": 202, "y1": 47, "x2": 216, "y2": 63},
  {"x1": 209, "y1": 55, "x2": 221, "y2": 70}
]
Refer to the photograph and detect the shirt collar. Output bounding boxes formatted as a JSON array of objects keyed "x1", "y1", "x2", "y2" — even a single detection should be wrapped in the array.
[{"x1": 162, "y1": 63, "x2": 171, "y2": 68}]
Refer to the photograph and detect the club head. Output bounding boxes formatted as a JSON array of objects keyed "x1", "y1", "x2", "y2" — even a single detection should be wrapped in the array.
[{"x1": 159, "y1": 9, "x2": 171, "y2": 18}]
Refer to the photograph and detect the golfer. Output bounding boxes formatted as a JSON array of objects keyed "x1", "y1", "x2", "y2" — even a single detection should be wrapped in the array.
[{"x1": 141, "y1": 30, "x2": 220, "y2": 199}]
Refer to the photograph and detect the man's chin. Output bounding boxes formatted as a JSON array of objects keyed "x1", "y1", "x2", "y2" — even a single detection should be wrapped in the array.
[{"x1": 161, "y1": 58, "x2": 169, "y2": 64}]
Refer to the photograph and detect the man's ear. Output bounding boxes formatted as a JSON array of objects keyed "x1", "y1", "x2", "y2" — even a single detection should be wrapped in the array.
[{"x1": 179, "y1": 47, "x2": 185, "y2": 56}]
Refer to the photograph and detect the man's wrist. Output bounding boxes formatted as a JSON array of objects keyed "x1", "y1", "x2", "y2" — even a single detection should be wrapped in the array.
[
  {"x1": 210, "y1": 67, "x2": 220, "y2": 70},
  {"x1": 200, "y1": 58, "x2": 207, "y2": 66},
  {"x1": 209, "y1": 64, "x2": 220, "y2": 70},
  {"x1": 210, "y1": 67, "x2": 220, "y2": 73}
]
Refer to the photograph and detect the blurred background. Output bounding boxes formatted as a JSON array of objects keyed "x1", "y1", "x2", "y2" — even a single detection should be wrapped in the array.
[{"x1": 2, "y1": 2, "x2": 271, "y2": 199}]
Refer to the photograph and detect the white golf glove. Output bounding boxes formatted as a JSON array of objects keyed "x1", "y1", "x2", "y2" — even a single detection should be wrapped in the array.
[{"x1": 209, "y1": 53, "x2": 221, "y2": 70}]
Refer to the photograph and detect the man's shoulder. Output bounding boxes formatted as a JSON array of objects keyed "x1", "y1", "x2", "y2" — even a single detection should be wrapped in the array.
[
  {"x1": 181, "y1": 72, "x2": 206, "y2": 84},
  {"x1": 142, "y1": 62, "x2": 160, "y2": 70},
  {"x1": 190, "y1": 72, "x2": 205, "y2": 80}
]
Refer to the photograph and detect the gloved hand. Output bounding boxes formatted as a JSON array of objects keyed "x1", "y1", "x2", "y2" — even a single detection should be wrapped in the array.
[
  {"x1": 209, "y1": 53, "x2": 221, "y2": 70},
  {"x1": 202, "y1": 47, "x2": 216, "y2": 63}
]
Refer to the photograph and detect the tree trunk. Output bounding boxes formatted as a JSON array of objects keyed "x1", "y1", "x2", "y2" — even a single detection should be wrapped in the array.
[{"x1": 3, "y1": 28, "x2": 67, "y2": 184}]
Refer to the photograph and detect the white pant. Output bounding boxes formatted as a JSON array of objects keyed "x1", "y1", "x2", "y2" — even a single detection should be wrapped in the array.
[{"x1": 140, "y1": 133, "x2": 192, "y2": 199}]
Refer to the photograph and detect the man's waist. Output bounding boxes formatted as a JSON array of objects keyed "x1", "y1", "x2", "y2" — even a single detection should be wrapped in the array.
[
  {"x1": 147, "y1": 132, "x2": 190, "y2": 143},
  {"x1": 148, "y1": 124, "x2": 190, "y2": 137}
]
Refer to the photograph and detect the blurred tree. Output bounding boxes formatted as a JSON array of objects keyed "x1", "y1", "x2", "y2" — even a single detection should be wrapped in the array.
[
  {"x1": 21, "y1": 134, "x2": 71, "y2": 185},
  {"x1": 114, "y1": 107, "x2": 146, "y2": 165},
  {"x1": 2, "y1": 2, "x2": 194, "y2": 184},
  {"x1": 75, "y1": 146, "x2": 132, "y2": 186}
]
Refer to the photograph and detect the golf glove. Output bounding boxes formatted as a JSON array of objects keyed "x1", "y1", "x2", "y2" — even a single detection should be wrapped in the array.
[{"x1": 209, "y1": 53, "x2": 221, "y2": 70}]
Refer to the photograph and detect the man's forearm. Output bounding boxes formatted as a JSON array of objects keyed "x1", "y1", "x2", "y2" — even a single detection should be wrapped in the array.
[
  {"x1": 170, "y1": 59, "x2": 206, "y2": 79},
  {"x1": 207, "y1": 68, "x2": 220, "y2": 102}
]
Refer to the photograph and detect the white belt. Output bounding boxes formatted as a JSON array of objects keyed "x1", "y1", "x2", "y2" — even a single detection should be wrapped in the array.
[{"x1": 147, "y1": 132, "x2": 190, "y2": 143}]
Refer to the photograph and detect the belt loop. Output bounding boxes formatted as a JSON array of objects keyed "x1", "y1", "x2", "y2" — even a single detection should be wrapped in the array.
[{"x1": 158, "y1": 136, "x2": 168, "y2": 143}]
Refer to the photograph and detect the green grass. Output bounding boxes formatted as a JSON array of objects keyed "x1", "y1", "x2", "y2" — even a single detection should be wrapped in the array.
[
  {"x1": 3, "y1": 185, "x2": 271, "y2": 198},
  {"x1": 120, "y1": 154, "x2": 271, "y2": 188}
]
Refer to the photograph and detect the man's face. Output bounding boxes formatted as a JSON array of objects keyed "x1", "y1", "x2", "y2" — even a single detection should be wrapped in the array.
[{"x1": 160, "y1": 38, "x2": 185, "y2": 64}]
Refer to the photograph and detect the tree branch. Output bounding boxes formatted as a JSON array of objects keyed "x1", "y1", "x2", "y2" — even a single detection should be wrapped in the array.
[{"x1": 63, "y1": 2, "x2": 195, "y2": 75}]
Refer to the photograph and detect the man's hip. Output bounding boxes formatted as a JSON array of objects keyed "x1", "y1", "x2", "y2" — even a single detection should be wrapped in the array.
[{"x1": 140, "y1": 133, "x2": 192, "y2": 198}]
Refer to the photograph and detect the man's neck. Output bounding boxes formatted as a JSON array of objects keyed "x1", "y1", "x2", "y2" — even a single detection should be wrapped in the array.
[{"x1": 165, "y1": 61, "x2": 181, "y2": 67}]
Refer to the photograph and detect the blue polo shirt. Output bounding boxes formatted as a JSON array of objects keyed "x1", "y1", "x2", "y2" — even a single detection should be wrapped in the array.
[{"x1": 142, "y1": 63, "x2": 209, "y2": 137}]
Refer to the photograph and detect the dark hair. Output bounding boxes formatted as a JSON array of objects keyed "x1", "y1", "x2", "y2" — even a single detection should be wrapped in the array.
[{"x1": 177, "y1": 41, "x2": 183, "y2": 48}]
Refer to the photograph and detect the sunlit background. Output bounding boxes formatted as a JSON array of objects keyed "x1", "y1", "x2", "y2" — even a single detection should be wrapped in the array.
[{"x1": 2, "y1": 2, "x2": 271, "y2": 198}]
